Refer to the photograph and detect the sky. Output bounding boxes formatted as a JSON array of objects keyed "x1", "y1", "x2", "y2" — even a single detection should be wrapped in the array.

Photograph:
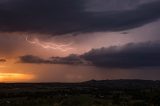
[{"x1": 0, "y1": 0, "x2": 160, "y2": 82}]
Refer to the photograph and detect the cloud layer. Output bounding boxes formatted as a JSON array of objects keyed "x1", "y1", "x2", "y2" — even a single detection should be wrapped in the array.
[
  {"x1": 0, "y1": 59, "x2": 6, "y2": 63},
  {"x1": 0, "y1": 0, "x2": 160, "y2": 35},
  {"x1": 82, "y1": 41, "x2": 160, "y2": 68},
  {"x1": 20, "y1": 54, "x2": 85, "y2": 65},
  {"x1": 19, "y1": 41, "x2": 160, "y2": 68}
]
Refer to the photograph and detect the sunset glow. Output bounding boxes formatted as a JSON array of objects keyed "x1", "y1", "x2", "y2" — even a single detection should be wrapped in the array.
[
  {"x1": 0, "y1": 0, "x2": 160, "y2": 82},
  {"x1": 0, "y1": 73, "x2": 34, "y2": 82},
  {"x1": 0, "y1": 65, "x2": 6, "y2": 68}
]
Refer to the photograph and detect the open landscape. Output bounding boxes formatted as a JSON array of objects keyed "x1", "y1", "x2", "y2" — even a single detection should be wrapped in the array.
[
  {"x1": 0, "y1": 80, "x2": 160, "y2": 106},
  {"x1": 1, "y1": 0, "x2": 160, "y2": 106}
]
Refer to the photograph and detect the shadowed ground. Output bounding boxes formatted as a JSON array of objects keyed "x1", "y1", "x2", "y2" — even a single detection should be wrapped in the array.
[{"x1": 0, "y1": 80, "x2": 160, "y2": 106}]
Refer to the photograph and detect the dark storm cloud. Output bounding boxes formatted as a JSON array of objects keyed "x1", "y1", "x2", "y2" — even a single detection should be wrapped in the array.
[
  {"x1": 0, "y1": 0, "x2": 160, "y2": 35},
  {"x1": 19, "y1": 54, "x2": 85, "y2": 65},
  {"x1": 19, "y1": 55, "x2": 52, "y2": 64},
  {"x1": 50, "y1": 54, "x2": 85, "y2": 64},
  {"x1": 82, "y1": 41, "x2": 160, "y2": 68},
  {"x1": 0, "y1": 59, "x2": 6, "y2": 63},
  {"x1": 20, "y1": 41, "x2": 160, "y2": 68}
]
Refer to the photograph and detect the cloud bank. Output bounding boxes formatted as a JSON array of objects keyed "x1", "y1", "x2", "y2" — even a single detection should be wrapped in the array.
[
  {"x1": 0, "y1": 0, "x2": 160, "y2": 35},
  {"x1": 0, "y1": 59, "x2": 6, "y2": 63},
  {"x1": 82, "y1": 41, "x2": 160, "y2": 68},
  {"x1": 19, "y1": 41, "x2": 160, "y2": 68},
  {"x1": 20, "y1": 54, "x2": 85, "y2": 65}
]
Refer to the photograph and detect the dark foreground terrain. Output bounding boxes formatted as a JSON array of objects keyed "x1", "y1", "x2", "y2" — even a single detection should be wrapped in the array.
[{"x1": 0, "y1": 80, "x2": 160, "y2": 106}]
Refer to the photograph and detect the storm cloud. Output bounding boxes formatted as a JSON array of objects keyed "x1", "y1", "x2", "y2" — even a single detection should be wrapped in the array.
[
  {"x1": 19, "y1": 55, "x2": 52, "y2": 64},
  {"x1": 20, "y1": 41, "x2": 160, "y2": 68},
  {"x1": 0, "y1": 0, "x2": 160, "y2": 35},
  {"x1": 19, "y1": 54, "x2": 85, "y2": 65},
  {"x1": 82, "y1": 41, "x2": 160, "y2": 68}
]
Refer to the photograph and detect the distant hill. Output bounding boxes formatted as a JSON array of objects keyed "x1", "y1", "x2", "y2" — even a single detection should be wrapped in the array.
[
  {"x1": 0, "y1": 79, "x2": 160, "y2": 89},
  {"x1": 83, "y1": 79, "x2": 160, "y2": 89}
]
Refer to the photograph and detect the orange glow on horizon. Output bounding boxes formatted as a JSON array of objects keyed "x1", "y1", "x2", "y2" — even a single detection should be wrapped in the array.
[
  {"x1": 0, "y1": 65, "x2": 7, "y2": 68},
  {"x1": 0, "y1": 73, "x2": 34, "y2": 82}
]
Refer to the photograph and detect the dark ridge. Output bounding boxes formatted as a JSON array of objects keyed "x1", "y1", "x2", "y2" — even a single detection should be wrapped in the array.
[{"x1": 0, "y1": 79, "x2": 160, "y2": 90}]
